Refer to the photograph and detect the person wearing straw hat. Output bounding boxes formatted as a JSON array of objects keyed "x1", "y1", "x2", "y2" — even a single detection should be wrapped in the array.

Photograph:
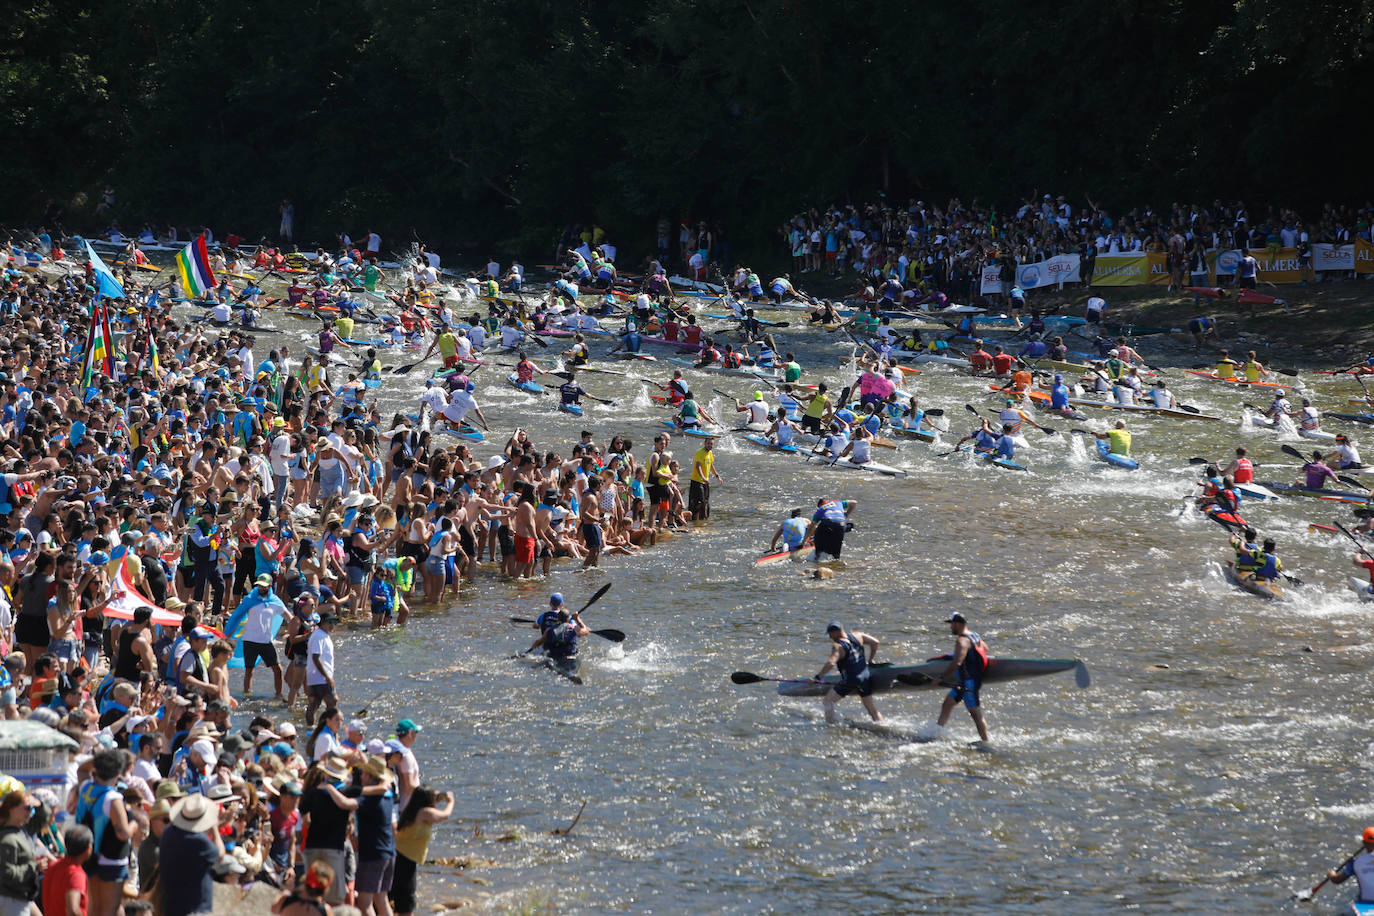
[{"x1": 159, "y1": 793, "x2": 223, "y2": 916}]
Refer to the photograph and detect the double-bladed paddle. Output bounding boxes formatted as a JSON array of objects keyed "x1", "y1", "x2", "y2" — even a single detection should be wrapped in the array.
[{"x1": 1293, "y1": 846, "x2": 1364, "y2": 900}]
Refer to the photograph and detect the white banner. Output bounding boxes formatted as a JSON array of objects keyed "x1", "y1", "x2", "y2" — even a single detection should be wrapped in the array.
[
  {"x1": 979, "y1": 255, "x2": 1082, "y2": 294},
  {"x1": 1312, "y1": 243, "x2": 1354, "y2": 272}
]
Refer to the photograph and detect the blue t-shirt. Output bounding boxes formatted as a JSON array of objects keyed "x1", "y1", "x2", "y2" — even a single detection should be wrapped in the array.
[{"x1": 356, "y1": 791, "x2": 396, "y2": 860}]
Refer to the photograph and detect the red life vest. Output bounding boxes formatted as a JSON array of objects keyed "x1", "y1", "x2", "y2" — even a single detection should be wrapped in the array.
[{"x1": 1232, "y1": 457, "x2": 1254, "y2": 483}]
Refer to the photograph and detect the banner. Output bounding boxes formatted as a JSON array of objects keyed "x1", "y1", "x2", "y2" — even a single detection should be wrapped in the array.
[
  {"x1": 1146, "y1": 252, "x2": 1170, "y2": 285},
  {"x1": 1312, "y1": 243, "x2": 1354, "y2": 272},
  {"x1": 1357, "y1": 239, "x2": 1374, "y2": 275},
  {"x1": 1088, "y1": 254, "x2": 1149, "y2": 286},
  {"x1": 977, "y1": 264, "x2": 1005, "y2": 296},
  {"x1": 979, "y1": 255, "x2": 1081, "y2": 294},
  {"x1": 1211, "y1": 248, "x2": 1303, "y2": 283}
]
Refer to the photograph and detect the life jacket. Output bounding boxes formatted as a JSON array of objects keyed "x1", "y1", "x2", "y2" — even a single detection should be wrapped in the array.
[
  {"x1": 959, "y1": 632, "x2": 989, "y2": 681},
  {"x1": 545, "y1": 622, "x2": 578, "y2": 660},
  {"x1": 722, "y1": 351, "x2": 741, "y2": 369},
  {"x1": 1234, "y1": 540, "x2": 1262, "y2": 572},
  {"x1": 836, "y1": 634, "x2": 869, "y2": 682}
]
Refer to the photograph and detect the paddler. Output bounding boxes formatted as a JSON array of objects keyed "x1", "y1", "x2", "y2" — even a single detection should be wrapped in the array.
[
  {"x1": 1298, "y1": 450, "x2": 1339, "y2": 491},
  {"x1": 813, "y1": 622, "x2": 883, "y2": 724},
  {"x1": 799, "y1": 384, "x2": 833, "y2": 435},
  {"x1": 769, "y1": 509, "x2": 809, "y2": 554},
  {"x1": 422, "y1": 325, "x2": 461, "y2": 369},
  {"x1": 660, "y1": 369, "x2": 690, "y2": 406},
  {"x1": 1229, "y1": 527, "x2": 1262, "y2": 577},
  {"x1": 1214, "y1": 348, "x2": 1240, "y2": 379},
  {"x1": 563, "y1": 334, "x2": 590, "y2": 367},
  {"x1": 674, "y1": 392, "x2": 715, "y2": 431},
  {"x1": 1094, "y1": 420, "x2": 1132, "y2": 457},
  {"x1": 933, "y1": 613, "x2": 991, "y2": 742},
  {"x1": 1147, "y1": 379, "x2": 1177, "y2": 408},
  {"x1": 990, "y1": 345, "x2": 1013, "y2": 377},
  {"x1": 1353, "y1": 554, "x2": 1374, "y2": 596},
  {"x1": 1047, "y1": 336, "x2": 1070, "y2": 361},
  {"x1": 1221, "y1": 447, "x2": 1254, "y2": 484},
  {"x1": 968, "y1": 341, "x2": 993, "y2": 373},
  {"x1": 999, "y1": 399, "x2": 1048, "y2": 436},
  {"x1": 526, "y1": 608, "x2": 589, "y2": 678},
  {"x1": 1328, "y1": 433, "x2": 1362, "y2": 470},
  {"x1": 769, "y1": 275, "x2": 801, "y2": 304},
  {"x1": 1253, "y1": 538, "x2": 1284, "y2": 585},
  {"x1": 1297, "y1": 397, "x2": 1323, "y2": 435},
  {"x1": 1015, "y1": 335, "x2": 1048, "y2": 361},
  {"x1": 734, "y1": 392, "x2": 770, "y2": 427},
  {"x1": 781, "y1": 352, "x2": 803, "y2": 383},
  {"x1": 1242, "y1": 349, "x2": 1269, "y2": 381},
  {"x1": 1263, "y1": 390, "x2": 1293, "y2": 422},
  {"x1": 1323, "y1": 826, "x2": 1374, "y2": 903},
  {"x1": 1048, "y1": 375, "x2": 1075, "y2": 416},
  {"x1": 956, "y1": 418, "x2": 1001, "y2": 454},
  {"x1": 1000, "y1": 365, "x2": 1034, "y2": 395}
]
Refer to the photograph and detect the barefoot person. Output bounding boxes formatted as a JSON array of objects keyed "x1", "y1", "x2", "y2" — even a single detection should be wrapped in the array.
[
  {"x1": 813, "y1": 622, "x2": 882, "y2": 724},
  {"x1": 933, "y1": 613, "x2": 991, "y2": 742}
]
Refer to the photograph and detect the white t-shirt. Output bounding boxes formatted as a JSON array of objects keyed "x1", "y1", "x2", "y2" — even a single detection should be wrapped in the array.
[
  {"x1": 269, "y1": 435, "x2": 293, "y2": 476},
  {"x1": 1086, "y1": 296, "x2": 1106, "y2": 314},
  {"x1": 467, "y1": 325, "x2": 486, "y2": 349},
  {"x1": 420, "y1": 388, "x2": 447, "y2": 414},
  {"x1": 211, "y1": 303, "x2": 232, "y2": 322},
  {"x1": 306, "y1": 628, "x2": 334, "y2": 685},
  {"x1": 366, "y1": 232, "x2": 381, "y2": 253},
  {"x1": 485, "y1": 260, "x2": 500, "y2": 278},
  {"x1": 744, "y1": 401, "x2": 769, "y2": 424},
  {"x1": 240, "y1": 593, "x2": 280, "y2": 643},
  {"x1": 442, "y1": 391, "x2": 477, "y2": 424},
  {"x1": 313, "y1": 728, "x2": 340, "y2": 761},
  {"x1": 688, "y1": 252, "x2": 704, "y2": 271}
]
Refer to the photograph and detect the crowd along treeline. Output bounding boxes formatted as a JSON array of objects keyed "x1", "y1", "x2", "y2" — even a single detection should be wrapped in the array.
[{"x1": 2, "y1": 0, "x2": 1369, "y2": 255}]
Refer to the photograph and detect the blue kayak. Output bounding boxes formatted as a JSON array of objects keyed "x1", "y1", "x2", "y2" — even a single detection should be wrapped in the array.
[
  {"x1": 1352, "y1": 903, "x2": 1374, "y2": 916},
  {"x1": 559, "y1": 402, "x2": 585, "y2": 416},
  {"x1": 959, "y1": 445, "x2": 1026, "y2": 471},
  {"x1": 507, "y1": 374, "x2": 543, "y2": 395},
  {"x1": 1095, "y1": 439, "x2": 1139, "y2": 470},
  {"x1": 744, "y1": 434, "x2": 799, "y2": 453},
  {"x1": 661, "y1": 420, "x2": 717, "y2": 439}
]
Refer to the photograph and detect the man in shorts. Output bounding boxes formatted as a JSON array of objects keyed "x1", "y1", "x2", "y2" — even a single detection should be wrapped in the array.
[
  {"x1": 236, "y1": 573, "x2": 286, "y2": 701},
  {"x1": 305, "y1": 613, "x2": 339, "y2": 724}
]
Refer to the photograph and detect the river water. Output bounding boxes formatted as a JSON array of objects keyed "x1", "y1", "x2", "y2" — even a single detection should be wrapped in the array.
[{"x1": 184, "y1": 281, "x2": 1374, "y2": 912}]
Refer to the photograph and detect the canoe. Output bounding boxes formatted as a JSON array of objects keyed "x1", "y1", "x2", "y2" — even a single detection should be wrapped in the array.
[
  {"x1": 1327, "y1": 413, "x2": 1374, "y2": 424},
  {"x1": 805, "y1": 453, "x2": 908, "y2": 477},
  {"x1": 777, "y1": 657, "x2": 1089, "y2": 697},
  {"x1": 1234, "y1": 482, "x2": 1280, "y2": 502},
  {"x1": 1221, "y1": 560, "x2": 1284, "y2": 600},
  {"x1": 660, "y1": 420, "x2": 719, "y2": 439},
  {"x1": 559, "y1": 402, "x2": 585, "y2": 416},
  {"x1": 742, "y1": 435, "x2": 799, "y2": 454},
  {"x1": 1250, "y1": 481, "x2": 1369, "y2": 504},
  {"x1": 956, "y1": 444, "x2": 1026, "y2": 471},
  {"x1": 1185, "y1": 370, "x2": 1290, "y2": 389},
  {"x1": 1007, "y1": 388, "x2": 1222, "y2": 422},
  {"x1": 1095, "y1": 439, "x2": 1139, "y2": 470},
  {"x1": 507, "y1": 374, "x2": 544, "y2": 395},
  {"x1": 1349, "y1": 577, "x2": 1374, "y2": 601}
]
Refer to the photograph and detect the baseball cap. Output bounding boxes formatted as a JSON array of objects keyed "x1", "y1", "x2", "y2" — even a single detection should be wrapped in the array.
[
  {"x1": 383, "y1": 739, "x2": 405, "y2": 755},
  {"x1": 550, "y1": 593, "x2": 564, "y2": 606},
  {"x1": 945, "y1": 613, "x2": 966, "y2": 624},
  {"x1": 190, "y1": 627, "x2": 214, "y2": 640},
  {"x1": 825, "y1": 622, "x2": 842, "y2": 633},
  {"x1": 254, "y1": 573, "x2": 273, "y2": 587},
  {"x1": 348, "y1": 719, "x2": 367, "y2": 734},
  {"x1": 396, "y1": 718, "x2": 422, "y2": 736}
]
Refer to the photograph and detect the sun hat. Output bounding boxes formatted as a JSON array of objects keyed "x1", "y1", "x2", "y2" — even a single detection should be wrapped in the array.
[
  {"x1": 396, "y1": 718, "x2": 422, "y2": 736},
  {"x1": 170, "y1": 794, "x2": 220, "y2": 832},
  {"x1": 318, "y1": 754, "x2": 350, "y2": 782}
]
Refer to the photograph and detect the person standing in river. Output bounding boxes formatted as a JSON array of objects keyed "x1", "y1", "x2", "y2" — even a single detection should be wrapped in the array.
[
  {"x1": 933, "y1": 613, "x2": 991, "y2": 742},
  {"x1": 813, "y1": 622, "x2": 882, "y2": 724}
]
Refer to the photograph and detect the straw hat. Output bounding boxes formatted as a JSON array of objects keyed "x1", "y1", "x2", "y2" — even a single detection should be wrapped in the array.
[
  {"x1": 170, "y1": 794, "x2": 220, "y2": 832},
  {"x1": 318, "y1": 754, "x2": 350, "y2": 782}
]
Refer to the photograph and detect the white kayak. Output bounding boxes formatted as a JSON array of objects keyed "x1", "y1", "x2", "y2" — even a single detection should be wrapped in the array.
[
  {"x1": 1249, "y1": 415, "x2": 1338, "y2": 441},
  {"x1": 902, "y1": 351, "x2": 970, "y2": 367},
  {"x1": 1350, "y1": 577, "x2": 1374, "y2": 601},
  {"x1": 805, "y1": 453, "x2": 907, "y2": 477},
  {"x1": 1235, "y1": 481, "x2": 1280, "y2": 502}
]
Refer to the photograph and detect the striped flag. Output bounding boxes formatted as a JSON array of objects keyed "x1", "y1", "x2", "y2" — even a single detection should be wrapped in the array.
[
  {"x1": 175, "y1": 236, "x2": 216, "y2": 297},
  {"x1": 82, "y1": 299, "x2": 116, "y2": 387},
  {"x1": 143, "y1": 292, "x2": 161, "y2": 379}
]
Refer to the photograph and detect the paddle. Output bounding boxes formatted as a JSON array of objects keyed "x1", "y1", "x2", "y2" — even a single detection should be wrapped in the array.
[
  {"x1": 1293, "y1": 846, "x2": 1363, "y2": 901},
  {"x1": 730, "y1": 671, "x2": 817, "y2": 686},
  {"x1": 1334, "y1": 520, "x2": 1374, "y2": 563},
  {"x1": 507, "y1": 619, "x2": 626, "y2": 643}
]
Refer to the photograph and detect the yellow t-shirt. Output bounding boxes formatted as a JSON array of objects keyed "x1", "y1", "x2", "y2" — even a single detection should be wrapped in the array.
[
  {"x1": 691, "y1": 447, "x2": 715, "y2": 484},
  {"x1": 1106, "y1": 429, "x2": 1132, "y2": 456},
  {"x1": 335, "y1": 316, "x2": 355, "y2": 341},
  {"x1": 436, "y1": 332, "x2": 457, "y2": 359}
]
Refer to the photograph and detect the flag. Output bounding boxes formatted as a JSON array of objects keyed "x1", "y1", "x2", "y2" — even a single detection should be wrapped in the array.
[
  {"x1": 144, "y1": 292, "x2": 161, "y2": 379},
  {"x1": 82, "y1": 299, "x2": 116, "y2": 387},
  {"x1": 83, "y1": 241, "x2": 124, "y2": 299},
  {"x1": 175, "y1": 236, "x2": 216, "y2": 297}
]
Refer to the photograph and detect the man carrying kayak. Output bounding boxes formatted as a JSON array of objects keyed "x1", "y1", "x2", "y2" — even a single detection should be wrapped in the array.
[
  {"x1": 933, "y1": 613, "x2": 991, "y2": 742},
  {"x1": 806, "y1": 497, "x2": 854, "y2": 560},
  {"x1": 1324, "y1": 826, "x2": 1374, "y2": 903},
  {"x1": 813, "y1": 622, "x2": 882, "y2": 724}
]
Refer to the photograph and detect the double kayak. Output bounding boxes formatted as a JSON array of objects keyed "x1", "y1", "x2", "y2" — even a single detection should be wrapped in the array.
[
  {"x1": 901, "y1": 352, "x2": 970, "y2": 367},
  {"x1": 1095, "y1": 440, "x2": 1139, "y2": 470},
  {"x1": 803, "y1": 452, "x2": 908, "y2": 477},
  {"x1": 889, "y1": 426, "x2": 937, "y2": 443},
  {"x1": 776, "y1": 657, "x2": 1090, "y2": 697},
  {"x1": 1251, "y1": 481, "x2": 1369, "y2": 504},
  {"x1": 1005, "y1": 388, "x2": 1220, "y2": 422},
  {"x1": 1185, "y1": 370, "x2": 1291, "y2": 389},
  {"x1": 957, "y1": 444, "x2": 1026, "y2": 471},
  {"x1": 1248, "y1": 415, "x2": 1338, "y2": 441},
  {"x1": 1221, "y1": 561, "x2": 1285, "y2": 600},
  {"x1": 743, "y1": 434, "x2": 799, "y2": 454}
]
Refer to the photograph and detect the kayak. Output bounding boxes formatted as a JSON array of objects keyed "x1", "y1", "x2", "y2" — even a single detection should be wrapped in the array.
[
  {"x1": 1234, "y1": 482, "x2": 1280, "y2": 502},
  {"x1": 1005, "y1": 388, "x2": 1220, "y2": 422},
  {"x1": 805, "y1": 453, "x2": 908, "y2": 477},
  {"x1": 667, "y1": 358, "x2": 777, "y2": 380},
  {"x1": 559, "y1": 402, "x2": 585, "y2": 416},
  {"x1": 507, "y1": 374, "x2": 544, "y2": 395},
  {"x1": 755, "y1": 548, "x2": 805, "y2": 566},
  {"x1": 436, "y1": 424, "x2": 485, "y2": 442},
  {"x1": 638, "y1": 335, "x2": 701, "y2": 351},
  {"x1": 1248, "y1": 415, "x2": 1337, "y2": 441},
  {"x1": 743, "y1": 435, "x2": 799, "y2": 454},
  {"x1": 661, "y1": 420, "x2": 719, "y2": 439},
  {"x1": 890, "y1": 426, "x2": 937, "y2": 443},
  {"x1": 1250, "y1": 481, "x2": 1369, "y2": 504},
  {"x1": 1185, "y1": 370, "x2": 1290, "y2": 389},
  {"x1": 1095, "y1": 439, "x2": 1139, "y2": 470},
  {"x1": 1102, "y1": 323, "x2": 1182, "y2": 337},
  {"x1": 1203, "y1": 506, "x2": 1247, "y2": 530},
  {"x1": 978, "y1": 315, "x2": 1086, "y2": 327},
  {"x1": 957, "y1": 444, "x2": 1026, "y2": 471},
  {"x1": 777, "y1": 657, "x2": 1089, "y2": 697},
  {"x1": 906, "y1": 352, "x2": 970, "y2": 367},
  {"x1": 1349, "y1": 577, "x2": 1374, "y2": 601},
  {"x1": 1028, "y1": 358, "x2": 1095, "y2": 374},
  {"x1": 1221, "y1": 561, "x2": 1285, "y2": 600},
  {"x1": 1327, "y1": 412, "x2": 1374, "y2": 424}
]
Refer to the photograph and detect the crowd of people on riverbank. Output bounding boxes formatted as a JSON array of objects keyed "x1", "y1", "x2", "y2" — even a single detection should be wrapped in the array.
[{"x1": 778, "y1": 195, "x2": 1374, "y2": 299}]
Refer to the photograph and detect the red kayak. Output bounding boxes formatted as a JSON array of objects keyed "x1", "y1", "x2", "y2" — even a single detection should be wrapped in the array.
[
  {"x1": 1236, "y1": 289, "x2": 1284, "y2": 305},
  {"x1": 1186, "y1": 286, "x2": 1227, "y2": 299},
  {"x1": 1204, "y1": 506, "x2": 1247, "y2": 530}
]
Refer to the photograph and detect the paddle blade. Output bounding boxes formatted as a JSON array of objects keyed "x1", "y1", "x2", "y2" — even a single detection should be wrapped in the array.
[
  {"x1": 578, "y1": 581, "x2": 613, "y2": 613},
  {"x1": 1277, "y1": 367, "x2": 1300, "y2": 376},
  {"x1": 1074, "y1": 661, "x2": 1092, "y2": 689},
  {"x1": 509, "y1": 616, "x2": 536, "y2": 625},
  {"x1": 1188, "y1": 457, "x2": 1211, "y2": 465},
  {"x1": 592, "y1": 628, "x2": 626, "y2": 643},
  {"x1": 1280, "y1": 444, "x2": 1305, "y2": 460},
  {"x1": 1178, "y1": 404, "x2": 1200, "y2": 413},
  {"x1": 730, "y1": 671, "x2": 765, "y2": 685},
  {"x1": 393, "y1": 362, "x2": 419, "y2": 375},
  {"x1": 964, "y1": 403, "x2": 979, "y2": 416},
  {"x1": 924, "y1": 408, "x2": 945, "y2": 417}
]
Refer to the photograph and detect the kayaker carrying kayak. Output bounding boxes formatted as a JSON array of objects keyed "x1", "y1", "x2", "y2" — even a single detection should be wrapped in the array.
[
  {"x1": 933, "y1": 613, "x2": 991, "y2": 742},
  {"x1": 769, "y1": 509, "x2": 809, "y2": 554},
  {"x1": 813, "y1": 622, "x2": 882, "y2": 724},
  {"x1": 1323, "y1": 826, "x2": 1374, "y2": 902},
  {"x1": 806, "y1": 498, "x2": 854, "y2": 560}
]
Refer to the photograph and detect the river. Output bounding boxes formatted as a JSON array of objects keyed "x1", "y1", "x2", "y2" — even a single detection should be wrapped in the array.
[{"x1": 185, "y1": 280, "x2": 1374, "y2": 912}]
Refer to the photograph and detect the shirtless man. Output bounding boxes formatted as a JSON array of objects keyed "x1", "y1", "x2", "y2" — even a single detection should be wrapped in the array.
[{"x1": 580, "y1": 477, "x2": 605, "y2": 568}]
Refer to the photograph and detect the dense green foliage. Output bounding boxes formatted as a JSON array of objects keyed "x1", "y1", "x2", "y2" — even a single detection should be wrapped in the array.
[{"x1": 3, "y1": 0, "x2": 1371, "y2": 256}]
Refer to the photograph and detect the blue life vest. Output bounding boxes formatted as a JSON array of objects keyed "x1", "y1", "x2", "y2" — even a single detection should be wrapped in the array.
[
  {"x1": 76, "y1": 781, "x2": 130, "y2": 864},
  {"x1": 836, "y1": 634, "x2": 869, "y2": 683},
  {"x1": 545, "y1": 622, "x2": 579, "y2": 660}
]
